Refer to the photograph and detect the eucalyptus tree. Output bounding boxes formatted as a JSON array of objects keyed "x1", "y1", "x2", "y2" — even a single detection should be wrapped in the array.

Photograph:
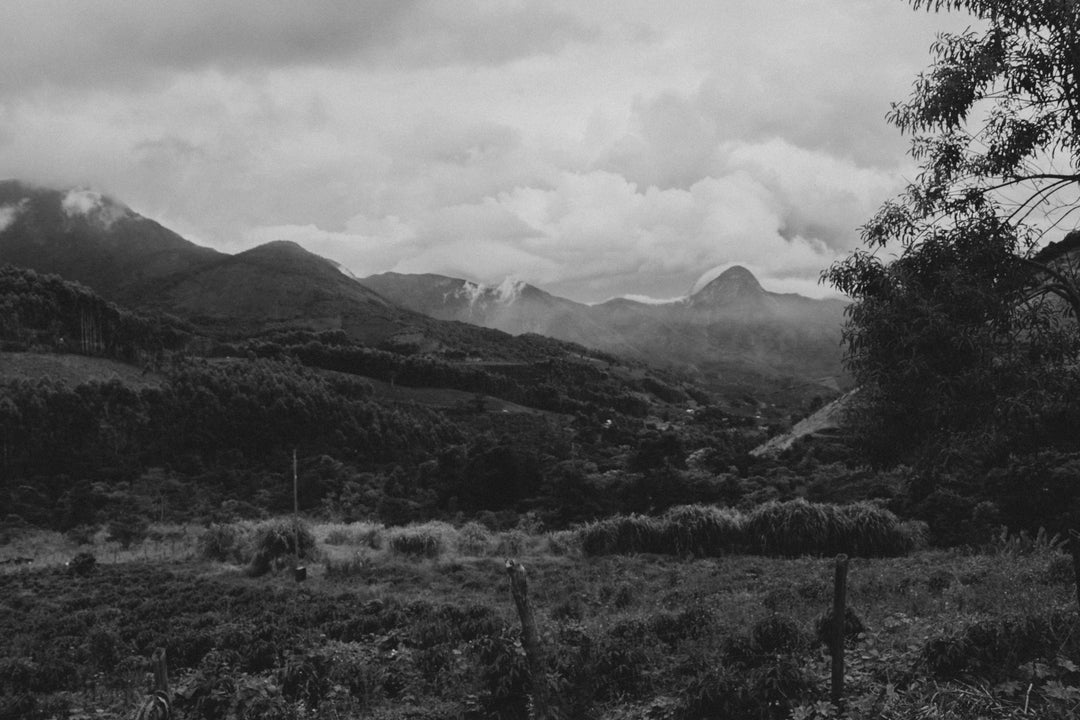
[{"x1": 824, "y1": 0, "x2": 1080, "y2": 465}]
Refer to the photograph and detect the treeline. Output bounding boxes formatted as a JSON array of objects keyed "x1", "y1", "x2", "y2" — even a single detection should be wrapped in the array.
[
  {"x1": 0, "y1": 265, "x2": 193, "y2": 361},
  {"x1": 0, "y1": 359, "x2": 467, "y2": 527},
  {"x1": 216, "y1": 332, "x2": 657, "y2": 418}
]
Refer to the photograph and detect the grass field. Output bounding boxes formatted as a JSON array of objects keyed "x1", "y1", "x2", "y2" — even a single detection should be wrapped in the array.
[{"x1": 2, "y1": 519, "x2": 1079, "y2": 719}]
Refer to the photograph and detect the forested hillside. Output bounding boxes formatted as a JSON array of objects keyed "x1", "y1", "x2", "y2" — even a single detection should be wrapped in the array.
[{"x1": 1, "y1": 265, "x2": 782, "y2": 533}]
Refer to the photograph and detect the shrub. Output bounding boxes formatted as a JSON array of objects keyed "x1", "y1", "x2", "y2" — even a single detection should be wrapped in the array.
[
  {"x1": 545, "y1": 530, "x2": 579, "y2": 557},
  {"x1": 324, "y1": 527, "x2": 357, "y2": 546},
  {"x1": 746, "y1": 500, "x2": 838, "y2": 556},
  {"x1": 660, "y1": 504, "x2": 745, "y2": 556},
  {"x1": 387, "y1": 526, "x2": 446, "y2": 559},
  {"x1": 578, "y1": 514, "x2": 666, "y2": 556},
  {"x1": 106, "y1": 516, "x2": 149, "y2": 549},
  {"x1": 814, "y1": 607, "x2": 867, "y2": 649},
  {"x1": 247, "y1": 518, "x2": 317, "y2": 577},
  {"x1": 579, "y1": 501, "x2": 916, "y2": 558},
  {"x1": 68, "y1": 551, "x2": 96, "y2": 576},
  {"x1": 322, "y1": 522, "x2": 384, "y2": 549},
  {"x1": 323, "y1": 554, "x2": 368, "y2": 579},
  {"x1": 65, "y1": 525, "x2": 96, "y2": 546},
  {"x1": 494, "y1": 529, "x2": 527, "y2": 557},
  {"x1": 919, "y1": 610, "x2": 1079, "y2": 681},
  {"x1": 747, "y1": 500, "x2": 914, "y2": 557},
  {"x1": 198, "y1": 523, "x2": 250, "y2": 563},
  {"x1": 456, "y1": 522, "x2": 492, "y2": 556},
  {"x1": 750, "y1": 615, "x2": 806, "y2": 654}
]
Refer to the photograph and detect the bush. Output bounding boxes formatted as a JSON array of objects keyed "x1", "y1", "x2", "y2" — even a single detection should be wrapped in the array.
[
  {"x1": 198, "y1": 523, "x2": 250, "y2": 563},
  {"x1": 323, "y1": 522, "x2": 384, "y2": 549},
  {"x1": 746, "y1": 500, "x2": 913, "y2": 557},
  {"x1": 455, "y1": 522, "x2": 492, "y2": 556},
  {"x1": 247, "y1": 518, "x2": 317, "y2": 577},
  {"x1": 750, "y1": 615, "x2": 806, "y2": 654},
  {"x1": 387, "y1": 525, "x2": 447, "y2": 559},
  {"x1": 68, "y1": 551, "x2": 96, "y2": 576},
  {"x1": 494, "y1": 530, "x2": 527, "y2": 557},
  {"x1": 920, "y1": 610, "x2": 1079, "y2": 681},
  {"x1": 745, "y1": 500, "x2": 837, "y2": 556},
  {"x1": 578, "y1": 501, "x2": 915, "y2": 558},
  {"x1": 106, "y1": 516, "x2": 149, "y2": 549},
  {"x1": 660, "y1": 504, "x2": 745, "y2": 556},
  {"x1": 65, "y1": 525, "x2": 96, "y2": 546},
  {"x1": 578, "y1": 514, "x2": 666, "y2": 556}
]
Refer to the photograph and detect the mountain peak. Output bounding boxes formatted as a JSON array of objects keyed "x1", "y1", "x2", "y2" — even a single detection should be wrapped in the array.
[{"x1": 689, "y1": 265, "x2": 765, "y2": 306}]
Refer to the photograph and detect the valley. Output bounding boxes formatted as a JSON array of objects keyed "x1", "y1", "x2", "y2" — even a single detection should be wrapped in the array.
[{"x1": 3, "y1": 179, "x2": 1080, "y2": 719}]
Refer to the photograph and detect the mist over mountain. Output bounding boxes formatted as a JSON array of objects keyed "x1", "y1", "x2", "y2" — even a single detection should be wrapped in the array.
[
  {"x1": 0, "y1": 181, "x2": 458, "y2": 349},
  {"x1": 2, "y1": 180, "x2": 847, "y2": 403},
  {"x1": 0, "y1": 180, "x2": 222, "y2": 303}
]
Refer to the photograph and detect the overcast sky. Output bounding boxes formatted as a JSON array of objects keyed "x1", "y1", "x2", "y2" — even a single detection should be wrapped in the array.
[{"x1": 0, "y1": 0, "x2": 973, "y2": 302}]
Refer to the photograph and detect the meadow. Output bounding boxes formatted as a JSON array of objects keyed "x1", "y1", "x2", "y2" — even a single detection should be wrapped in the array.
[{"x1": 2, "y1": 512, "x2": 1079, "y2": 720}]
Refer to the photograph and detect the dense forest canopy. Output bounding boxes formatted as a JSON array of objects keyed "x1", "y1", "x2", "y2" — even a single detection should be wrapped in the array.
[
  {"x1": 1, "y1": 265, "x2": 783, "y2": 532},
  {"x1": 825, "y1": 0, "x2": 1080, "y2": 468}
]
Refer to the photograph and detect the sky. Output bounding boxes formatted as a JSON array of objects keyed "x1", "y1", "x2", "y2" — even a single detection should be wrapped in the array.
[{"x1": 0, "y1": 0, "x2": 974, "y2": 303}]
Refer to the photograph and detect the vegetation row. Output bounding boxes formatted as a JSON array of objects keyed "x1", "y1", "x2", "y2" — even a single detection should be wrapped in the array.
[{"x1": 577, "y1": 500, "x2": 923, "y2": 558}]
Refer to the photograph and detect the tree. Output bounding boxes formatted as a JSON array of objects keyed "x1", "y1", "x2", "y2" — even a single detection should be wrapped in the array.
[{"x1": 825, "y1": 0, "x2": 1080, "y2": 465}]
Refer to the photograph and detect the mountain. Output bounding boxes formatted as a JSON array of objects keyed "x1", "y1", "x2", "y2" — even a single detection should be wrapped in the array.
[
  {"x1": 362, "y1": 265, "x2": 849, "y2": 389},
  {"x1": 0, "y1": 180, "x2": 222, "y2": 303},
  {"x1": 0, "y1": 182, "x2": 454, "y2": 347},
  {"x1": 359, "y1": 272, "x2": 642, "y2": 356},
  {"x1": 0, "y1": 179, "x2": 843, "y2": 407}
]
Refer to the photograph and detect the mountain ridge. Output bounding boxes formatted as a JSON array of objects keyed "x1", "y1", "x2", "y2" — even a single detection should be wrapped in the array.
[
  {"x1": 1, "y1": 180, "x2": 847, "y2": 400},
  {"x1": 361, "y1": 265, "x2": 849, "y2": 387}
]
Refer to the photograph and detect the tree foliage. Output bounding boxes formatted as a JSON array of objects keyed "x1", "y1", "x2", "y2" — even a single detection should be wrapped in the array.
[{"x1": 825, "y1": 0, "x2": 1080, "y2": 465}]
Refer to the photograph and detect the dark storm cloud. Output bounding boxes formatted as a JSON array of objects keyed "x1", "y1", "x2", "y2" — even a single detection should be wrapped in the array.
[{"x1": 0, "y1": 0, "x2": 597, "y2": 95}]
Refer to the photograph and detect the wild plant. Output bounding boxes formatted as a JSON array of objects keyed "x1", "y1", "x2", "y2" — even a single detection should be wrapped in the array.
[
  {"x1": 246, "y1": 518, "x2": 316, "y2": 576},
  {"x1": 456, "y1": 521, "x2": 492, "y2": 556}
]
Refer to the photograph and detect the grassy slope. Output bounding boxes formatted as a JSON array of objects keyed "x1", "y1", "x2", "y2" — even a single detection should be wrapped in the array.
[{"x1": 2, "y1": 521, "x2": 1077, "y2": 719}]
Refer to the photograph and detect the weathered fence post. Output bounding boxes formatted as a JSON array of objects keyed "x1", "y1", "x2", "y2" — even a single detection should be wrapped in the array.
[
  {"x1": 1069, "y1": 530, "x2": 1080, "y2": 611},
  {"x1": 505, "y1": 560, "x2": 552, "y2": 720},
  {"x1": 132, "y1": 647, "x2": 170, "y2": 719},
  {"x1": 831, "y1": 554, "x2": 849, "y2": 709},
  {"x1": 152, "y1": 647, "x2": 169, "y2": 697}
]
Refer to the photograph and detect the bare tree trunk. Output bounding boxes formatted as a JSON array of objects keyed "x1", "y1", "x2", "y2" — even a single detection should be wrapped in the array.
[{"x1": 505, "y1": 560, "x2": 552, "y2": 720}]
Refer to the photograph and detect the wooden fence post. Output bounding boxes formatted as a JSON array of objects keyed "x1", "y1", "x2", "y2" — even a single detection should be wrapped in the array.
[
  {"x1": 152, "y1": 647, "x2": 169, "y2": 697},
  {"x1": 831, "y1": 554, "x2": 849, "y2": 709},
  {"x1": 1069, "y1": 530, "x2": 1080, "y2": 611},
  {"x1": 505, "y1": 560, "x2": 552, "y2": 720}
]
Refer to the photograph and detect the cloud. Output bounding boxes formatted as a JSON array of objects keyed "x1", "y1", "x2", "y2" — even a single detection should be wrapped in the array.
[
  {"x1": 0, "y1": 1, "x2": 598, "y2": 97},
  {"x1": 0, "y1": 1, "x2": 977, "y2": 305},
  {"x1": 0, "y1": 201, "x2": 26, "y2": 232},
  {"x1": 250, "y1": 166, "x2": 845, "y2": 303}
]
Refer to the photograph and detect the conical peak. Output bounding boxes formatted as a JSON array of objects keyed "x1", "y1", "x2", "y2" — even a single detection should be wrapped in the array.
[{"x1": 691, "y1": 265, "x2": 765, "y2": 304}]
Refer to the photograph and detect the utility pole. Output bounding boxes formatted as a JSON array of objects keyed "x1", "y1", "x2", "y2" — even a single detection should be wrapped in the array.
[{"x1": 293, "y1": 448, "x2": 305, "y2": 581}]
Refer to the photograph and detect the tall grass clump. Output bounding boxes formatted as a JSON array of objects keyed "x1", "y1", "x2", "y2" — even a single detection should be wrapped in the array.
[
  {"x1": 323, "y1": 522, "x2": 384, "y2": 549},
  {"x1": 660, "y1": 505, "x2": 745, "y2": 556},
  {"x1": 247, "y1": 518, "x2": 317, "y2": 577},
  {"x1": 580, "y1": 501, "x2": 916, "y2": 558},
  {"x1": 578, "y1": 514, "x2": 666, "y2": 556},
  {"x1": 843, "y1": 502, "x2": 916, "y2": 557},
  {"x1": 456, "y1": 522, "x2": 493, "y2": 556},
  {"x1": 746, "y1": 499, "x2": 913, "y2": 557},
  {"x1": 199, "y1": 522, "x2": 252, "y2": 563},
  {"x1": 387, "y1": 522, "x2": 456, "y2": 559},
  {"x1": 745, "y1": 500, "x2": 840, "y2": 556}
]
